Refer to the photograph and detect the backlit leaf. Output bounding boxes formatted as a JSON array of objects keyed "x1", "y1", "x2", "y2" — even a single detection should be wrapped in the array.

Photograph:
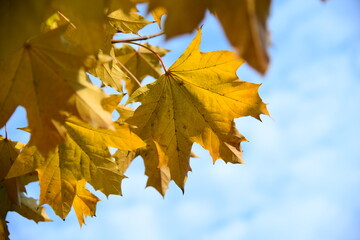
[
  {"x1": 52, "y1": 0, "x2": 107, "y2": 54},
  {"x1": 127, "y1": 30, "x2": 268, "y2": 194},
  {"x1": 108, "y1": 9, "x2": 152, "y2": 34},
  {"x1": 12, "y1": 193, "x2": 51, "y2": 223},
  {"x1": 0, "y1": 0, "x2": 51, "y2": 60},
  {"x1": 73, "y1": 179, "x2": 100, "y2": 226},
  {"x1": 89, "y1": 49, "x2": 127, "y2": 93},
  {"x1": 151, "y1": 7, "x2": 166, "y2": 28},
  {"x1": 0, "y1": 136, "x2": 21, "y2": 206},
  {"x1": 210, "y1": 0, "x2": 271, "y2": 74},
  {"x1": 0, "y1": 136, "x2": 50, "y2": 238},
  {"x1": 0, "y1": 26, "x2": 113, "y2": 154},
  {"x1": 147, "y1": 0, "x2": 272, "y2": 74},
  {"x1": 7, "y1": 117, "x2": 145, "y2": 219}
]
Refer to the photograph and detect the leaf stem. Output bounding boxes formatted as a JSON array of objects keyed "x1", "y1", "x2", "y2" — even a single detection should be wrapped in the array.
[
  {"x1": 122, "y1": 41, "x2": 168, "y2": 73},
  {"x1": 57, "y1": 11, "x2": 77, "y2": 29},
  {"x1": 111, "y1": 31, "x2": 164, "y2": 43},
  {"x1": 113, "y1": 57, "x2": 142, "y2": 87},
  {"x1": 4, "y1": 124, "x2": 8, "y2": 139}
]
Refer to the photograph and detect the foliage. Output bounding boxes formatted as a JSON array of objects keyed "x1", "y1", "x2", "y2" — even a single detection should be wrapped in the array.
[{"x1": 0, "y1": 0, "x2": 271, "y2": 239}]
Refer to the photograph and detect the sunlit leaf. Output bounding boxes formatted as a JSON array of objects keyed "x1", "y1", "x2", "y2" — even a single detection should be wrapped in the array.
[
  {"x1": 7, "y1": 117, "x2": 145, "y2": 219},
  {"x1": 108, "y1": 9, "x2": 152, "y2": 34},
  {"x1": 73, "y1": 179, "x2": 100, "y2": 226},
  {"x1": 0, "y1": 26, "x2": 113, "y2": 154},
  {"x1": 147, "y1": 0, "x2": 272, "y2": 74},
  {"x1": 127, "y1": 30, "x2": 268, "y2": 194}
]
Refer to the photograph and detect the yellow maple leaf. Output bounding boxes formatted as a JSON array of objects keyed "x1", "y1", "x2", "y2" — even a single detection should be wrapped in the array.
[
  {"x1": 127, "y1": 30, "x2": 269, "y2": 195},
  {"x1": 210, "y1": 0, "x2": 271, "y2": 74},
  {"x1": 108, "y1": 8, "x2": 152, "y2": 34},
  {"x1": 73, "y1": 179, "x2": 100, "y2": 226},
  {"x1": 12, "y1": 193, "x2": 52, "y2": 223},
  {"x1": 89, "y1": 49, "x2": 127, "y2": 93},
  {"x1": 52, "y1": 0, "x2": 109, "y2": 54},
  {"x1": 7, "y1": 117, "x2": 145, "y2": 219},
  {"x1": 147, "y1": 0, "x2": 271, "y2": 74},
  {"x1": 151, "y1": 7, "x2": 167, "y2": 28},
  {"x1": 0, "y1": 0, "x2": 51, "y2": 60},
  {"x1": 147, "y1": 0, "x2": 207, "y2": 38},
  {"x1": 0, "y1": 26, "x2": 113, "y2": 154},
  {"x1": 0, "y1": 136, "x2": 22, "y2": 206},
  {"x1": 0, "y1": 136, "x2": 50, "y2": 238}
]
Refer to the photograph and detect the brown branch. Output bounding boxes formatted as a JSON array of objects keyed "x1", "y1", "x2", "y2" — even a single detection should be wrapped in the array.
[
  {"x1": 111, "y1": 31, "x2": 164, "y2": 43},
  {"x1": 4, "y1": 124, "x2": 8, "y2": 139}
]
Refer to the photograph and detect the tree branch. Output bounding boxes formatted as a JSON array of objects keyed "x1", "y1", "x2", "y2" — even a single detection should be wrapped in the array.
[{"x1": 111, "y1": 31, "x2": 164, "y2": 43}]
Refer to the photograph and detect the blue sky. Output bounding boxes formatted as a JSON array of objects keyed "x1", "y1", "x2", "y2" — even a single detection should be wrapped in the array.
[{"x1": 5, "y1": 0, "x2": 360, "y2": 239}]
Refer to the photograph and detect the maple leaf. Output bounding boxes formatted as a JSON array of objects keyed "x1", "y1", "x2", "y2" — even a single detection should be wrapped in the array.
[
  {"x1": 102, "y1": 94, "x2": 125, "y2": 113},
  {"x1": 0, "y1": 137, "x2": 23, "y2": 206},
  {"x1": 127, "y1": 30, "x2": 269, "y2": 195},
  {"x1": 12, "y1": 193, "x2": 52, "y2": 223},
  {"x1": 115, "y1": 43, "x2": 169, "y2": 95},
  {"x1": 106, "y1": 0, "x2": 136, "y2": 14},
  {"x1": 0, "y1": 188, "x2": 51, "y2": 240},
  {"x1": 73, "y1": 179, "x2": 100, "y2": 226},
  {"x1": 108, "y1": 8, "x2": 152, "y2": 34},
  {"x1": 0, "y1": 0, "x2": 51, "y2": 60},
  {"x1": 0, "y1": 26, "x2": 113, "y2": 154},
  {"x1": 147, "y1": 0, "x2": 207, "y2": 38},
  {"x1": 89, "y1": 49, "x2": 127, "y2": 93},
  {"x1": 0, "y1": 136, "x2": 51, "y2": 239},
  {"x1": 0, "y1": 218, "x2": 9, "y2": 240},
  {"x1": 147, "y1": 0, "x2": 271, "y2": 74},
  {"x1": 151, "y1": 7, "x2": 167, "y2": 28},
  {"x1": 210, "y1": 0, "x2": 271, "y2": 74},
  {"x1": 129, "y1": 0, "x2": 166, "y2": 27},
  {"x1": 7, "y1": 117, "x2": 145, "y2": 219},
  {"x1": 52, "y1": 0, "x2": 108, "y2": 54}
]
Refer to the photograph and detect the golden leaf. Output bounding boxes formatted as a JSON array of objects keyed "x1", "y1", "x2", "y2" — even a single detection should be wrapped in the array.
[
  {"x1": 7, "y1": 117, "x2": 145, "y2": 219},
  {"x1": 0, "y1": 137, "x2": 21, "y2": 206},
  {"x1": 127, "y1": 30, "x2": 268, "y2": 195},
  {"x1": 210, "y1": 0, "x2": 271, "y2": 74},
  {"x1": 89, "y1": 49, "x2": 127, "y2": 93},
  {"x1": 73, "y1": 179, "x2": 100, "y2": 226},
  {"x1": 12, "y1": 193, "x2": 52, "y2": 223},
  {"x1": 52, "y1": 0, "x2": 108, "y2": 54},
  {"x1": 108, "y1": 9, "x2": 152, "y2": 34},
  {"x1": 0, "y1": 0, "x2": 51, "y2": 60},
  {"x1": 0, "y1": 136, "x2": 50, "y2": 238},
  {"x1": 147, "y1": 0, "x2": 272, "y2": 74},
  {"x1": 0, "y1": 26, "x2": 113, "y2": 154},
  {"x1": 151, "y1": 7, "x2": 167, "y2": 28}
]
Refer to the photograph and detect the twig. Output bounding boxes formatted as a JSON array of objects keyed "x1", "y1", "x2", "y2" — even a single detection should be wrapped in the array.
[
  {"x1": 4, "y1": 124, "x2": 8, "y2": 139},
  {"x1": 57, "y1": 11, "x2": 77, "y2": 29},
  {"x1": 113, "y1": 57, "x2": 142, "y2": 87},
  {"x1": 111, "y1": 31, "x2": 164, "y2": 43}
]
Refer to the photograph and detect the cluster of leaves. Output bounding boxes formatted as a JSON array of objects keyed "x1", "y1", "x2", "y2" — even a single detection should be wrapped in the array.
[{"x1": 0, "y1": 0, "x2": 271, "y2": 239}]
